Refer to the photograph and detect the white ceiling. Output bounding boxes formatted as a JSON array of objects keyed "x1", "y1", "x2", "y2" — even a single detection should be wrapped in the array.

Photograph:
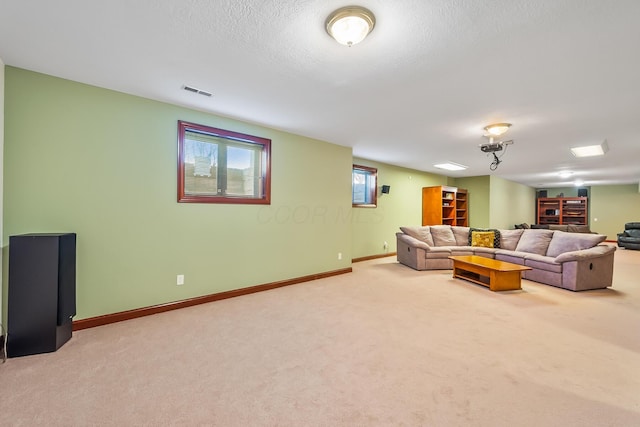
[{"x1": 1, "y1": 0, "x2": 639, "y2": 188}]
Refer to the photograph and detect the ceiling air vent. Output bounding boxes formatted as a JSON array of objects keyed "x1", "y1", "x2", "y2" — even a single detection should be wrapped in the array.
[{"x1": 183, "y1": 85, "x2": 212, "y2": 97}]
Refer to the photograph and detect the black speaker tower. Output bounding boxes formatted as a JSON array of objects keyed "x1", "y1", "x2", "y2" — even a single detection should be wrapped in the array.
[{"x1": 7, "y1": 233, "x2": 76, "y2": 357}]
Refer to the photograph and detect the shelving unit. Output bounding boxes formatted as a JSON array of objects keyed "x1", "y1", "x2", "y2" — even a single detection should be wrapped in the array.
[
  {"x1": 455, "y1": 189, "x2": 468, "y2": 226},
  {"x1": 422, "y1": 186, "x2": 469, "y2": 226},
  {"x1": 537, "y1": 197, "x2": 588, "y2": 226},
  {"x1": 561, "y1": 198, "x2": 589, "y2": 225}
]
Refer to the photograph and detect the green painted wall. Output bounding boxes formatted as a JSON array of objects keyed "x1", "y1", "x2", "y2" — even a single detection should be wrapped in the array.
[
  {"x1": 454, "y1": 176, "x2": 490, "y2": 228},
  {"x1": 2, "y1": 67, "x2": 353, "y2": 320},
  {"x1": 454, "y1": 176, "x2": 535, "y2": 229},
  {"x1": 489, "y1": 176, "x2": 536, "y2": 229},
  {"x1": 590, "y1": 184, "x2": 640, "y2": 239},
  {"x1": 351, "y1": 158, "x2": 447, "y2": 258}
]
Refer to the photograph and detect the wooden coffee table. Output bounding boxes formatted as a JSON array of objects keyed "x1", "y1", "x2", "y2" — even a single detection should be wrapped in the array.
[{"x1": 448, "y1": 255, "x2": 531, "y2": 291}]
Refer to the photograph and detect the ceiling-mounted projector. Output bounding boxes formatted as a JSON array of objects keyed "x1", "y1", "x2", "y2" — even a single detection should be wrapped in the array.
[
  {"x1": 480, "y1": 143, "x2": 504, "y2": 153},
  {"x1": 479, "y1": 139, "x2": 513, "y2": 153}
]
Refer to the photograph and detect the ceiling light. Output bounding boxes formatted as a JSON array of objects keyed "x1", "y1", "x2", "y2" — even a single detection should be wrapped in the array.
[
  {"x1": 558, "y1": 171, "x2": 573, "y2": 178},
  {"x1": 574, "y1": 179, "x2": 585, "y2": 186},
  {"x1": 326, "y1": 6, "x2": 375, "y2": 47},
  {"x1": 570, "y1": 140, "x2": 609, "y2": 157},
  {"x1": 483, "y1": 123, "x2": 512, "y2": 137},
  {"x1": 434, "y1": 162, "x2": 468, "y2": 171}
]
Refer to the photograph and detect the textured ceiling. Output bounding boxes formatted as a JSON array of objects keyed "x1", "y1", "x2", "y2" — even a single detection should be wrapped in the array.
[{"x1": 1, "y1": 0, "x2": 639, "y2": 187}]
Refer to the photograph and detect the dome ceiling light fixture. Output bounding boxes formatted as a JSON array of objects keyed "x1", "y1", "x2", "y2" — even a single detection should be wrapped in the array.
[
  {"x1": 483, "y1": 123, "x2": 512, "y2": 137},
  {"x1": 325, "y1": 6, "x2": 376, "y2": 47}
]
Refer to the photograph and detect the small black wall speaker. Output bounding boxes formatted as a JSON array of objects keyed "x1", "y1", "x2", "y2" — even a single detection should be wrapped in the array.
[
  {"x1": 537, "y1": 190, "x2": 547, "y2": 198},
  {"x1": 381, "y1": 185, "x2": 390, "y2": 194},
  {"x1": 577, "y1": 188, "x2": 588, "y2": 197}
]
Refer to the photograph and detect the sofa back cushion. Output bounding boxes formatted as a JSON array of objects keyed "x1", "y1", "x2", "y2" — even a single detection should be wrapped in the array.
[
  {"x1": 451, "y1": 226, "x2": 471, "y2": 246},
  {"x1": 499, "y1": 229, "x2": 524, "y2": 251},
  {"x1": 567, "y1": 225, "x2": 591, "y2": 233},
  {"x1": 625, "y1": 229, "x2": 640, "y2": 238},
  {"x1": 546, "y1": 231, "x2": 606, "y2": 257},
  {"x1": 430, "y1": 225, "x2": 457, "y2": 246},
  {"x1": 531, "y1": 224, "x2": 550, "y2": 229},
  {"x1": 548, "y1": 225, "x2": 569, "y2": 231},
  {"x1": 399, "y1": 226, "x2": 434, "y2": 246},
  {"x1": 515, "y1": 229, "x2": 554, "y2": 255}
]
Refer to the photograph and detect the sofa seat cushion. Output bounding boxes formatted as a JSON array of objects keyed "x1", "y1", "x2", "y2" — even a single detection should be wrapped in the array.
[
  {"x1": 494, "y1": 251, "x2": 527, "y2": 265},
  {"x1": 399, "y1": 226, "x2": 434, "y2": 246},
  {"x1": 524, "y1": 254, "x2": 562, "y2": 273},
  {"x1": 450, "y1": 247, "x2": 474, "y2": 257},
  {"x1": 425, "y1": 247, "x2": 452, "y2": 259},
  {"x1": 515, "y1": 229, "x2": 554, "y2": 255},
  {"x1": 471, "y1": 246, "x2": 498, "y2": 256},
  {"x1": 619, "y1": 235, "x2": 640, "y2": 243},
  {"x1": 430, "y1": 225, "x2": 457, "y2": 246},
  {"x1": 619, "y1": 241, "x2": 640, "y2": 250}
]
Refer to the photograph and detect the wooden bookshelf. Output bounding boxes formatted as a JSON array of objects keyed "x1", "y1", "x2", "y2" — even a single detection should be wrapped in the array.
[{"x1": 422, "y1": 186, "x2": 469, "y2": 226}]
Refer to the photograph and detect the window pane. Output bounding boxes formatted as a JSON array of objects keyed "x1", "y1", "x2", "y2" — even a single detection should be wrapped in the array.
[
  {"x1": 178, "y1": 121, "x2": 271, "y2": 204},
  {"x1": 352, "y1": 164, "x2": 377, "y2": 207},
  {"x1": 352, "y1": 171, "x2": 368, "y2": 204},
  {"x1": 184, "y1": 134, "x2": 218, "y2": 195},
  {"x1": 226, "y1": 145, "x2": 261, "y2": 197}
]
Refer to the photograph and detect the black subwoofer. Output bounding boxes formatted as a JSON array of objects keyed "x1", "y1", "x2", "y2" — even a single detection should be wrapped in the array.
[{"x1": 7, "y1": 233, "x2": 76, "y2": 357}]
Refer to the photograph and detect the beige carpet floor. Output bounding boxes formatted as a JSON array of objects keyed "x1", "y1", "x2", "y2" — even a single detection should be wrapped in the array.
[{"x1": 1, "y1": 245, "x2": 639, "y2": 426}]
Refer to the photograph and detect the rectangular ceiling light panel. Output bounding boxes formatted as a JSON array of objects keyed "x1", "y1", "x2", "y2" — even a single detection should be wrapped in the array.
[
  {"x1": 570, "y1": 140, "x2": 609, "y2": 157},
  {"x1": 434, "y1": 162, "x2": 468, "y2": 171}
]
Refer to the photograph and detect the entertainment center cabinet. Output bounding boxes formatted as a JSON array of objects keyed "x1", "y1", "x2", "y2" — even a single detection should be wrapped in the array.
[{"x1": 536, "y1": 197, "x2": 588, "y2": 226}]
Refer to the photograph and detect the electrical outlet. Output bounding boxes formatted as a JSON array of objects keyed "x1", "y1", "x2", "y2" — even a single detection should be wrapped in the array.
[
  {"x1": 177, "y1": 274, "x2": 185, "y2": 285},
  {"x1": 338, "y1": 252, "x2": 342, "y2": 260},
  {"x1": 384, "y1": 241, "x2": 388, "y2": 250}
]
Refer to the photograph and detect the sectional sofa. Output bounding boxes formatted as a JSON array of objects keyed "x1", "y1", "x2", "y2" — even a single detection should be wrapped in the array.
[
  {"x1": 396, "y1": 225, "x2": 615, "y2": 291},
  {"x1": 516, "y1": 223, "x2": 594, "y2": 233}
]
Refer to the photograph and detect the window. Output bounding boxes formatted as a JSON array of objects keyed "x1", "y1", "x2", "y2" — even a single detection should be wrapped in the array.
[
  {"x1": 352, "y1": 164, "x2": 377, "y2": 207},
  {"x1": 178, "y1": 121, "x2": 271, "y2": 204}
]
